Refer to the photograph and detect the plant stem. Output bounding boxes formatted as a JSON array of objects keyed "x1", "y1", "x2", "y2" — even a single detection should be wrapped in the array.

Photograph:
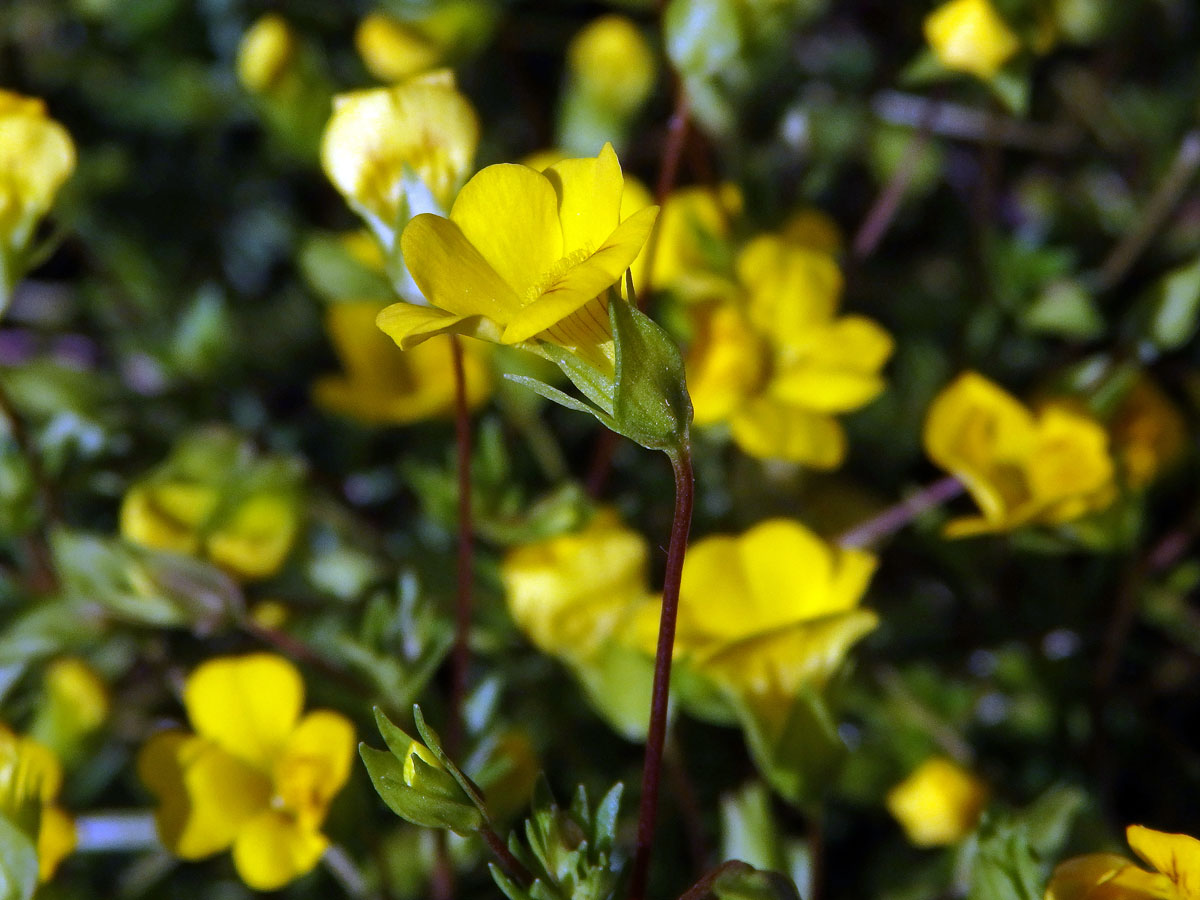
[
  {"x1": 629, "y1": 446, "x2": 695, "y2": 900},
  {"x1": 837, "y1": 476, "x2": 963, "y2": 550},
  {"x1": 481, "y1": 823, "x2": 535, "y2": 888},
  {"x1": 448, "y1": 335, "x2": 474, "y2": 758},
  {"x1": 675, "y1": 861, "x2": 752, "y2": 900}
]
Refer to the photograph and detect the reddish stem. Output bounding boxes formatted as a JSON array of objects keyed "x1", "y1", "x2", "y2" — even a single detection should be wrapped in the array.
[
  {"x1": 448, "y1": 336, "x2": 474, "y2": 757},
  {"x1": 629, "y1": 447, "x2": 695, "y2": 900}
]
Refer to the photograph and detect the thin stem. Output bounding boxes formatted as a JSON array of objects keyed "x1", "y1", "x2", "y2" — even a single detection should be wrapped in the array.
[
  {"x1": 629, "y1": 446, "x2": 695, "y2": 900},
  {"x1": 806, "y1": 808, "x2": 824, "y2": 900},
  {"x1": 1096, "y1": 129, "x2": 1200, "y2": 291},
  {"x1": 675, "y1": 861, "x2": 753, "y2": 900},
  {"x1": 481, "y1": 823, "x2": 535, "y2": 888},
  {"x1": 448, "y1": 335, "x2": 474, "y2": 758},
  {"x1": 837, "y1": 476, "x2": 963, "y2": 550}
]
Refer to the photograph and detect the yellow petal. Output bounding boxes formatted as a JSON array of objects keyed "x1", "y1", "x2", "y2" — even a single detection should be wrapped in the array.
[
  {"x1": 37, "y1": 805, "x2": 76, "y2": 882},
  {"x1": 729, "y1": 396, "x2": 847, "y2": 467},
  {"x1": 1128, "y1": 825, "x2": 1200, "y2": 894},
  {"x1": 535, "y1": 294, "x2": 617, "y2": 374},
  {"x1": 183, "y1": 654, "x2": 304, "y2": 768},
  {"x1": 737, "y1": 235, "x2": 842, "y2": 341},
  {"x1": 769, "y1": 365, "x2": 887, "y2": 414},
  {"x1": 449, "y1": 163, "x2": 564, "y2": 298},
  {"x1": 685, "y1": 301, "x2": 766, "y2": 425},
  {"x1": 567, "y1": 16, "x2": 656, "y2": 113},
  {"x1": 0, "y1": 111, "x2": 75, "y2": 246},
  {"x1": 355, "y1": 13, "x2": 441, "y2": 83},
  {"x1": 543, "y1": 143, "x2": 625, "y2": 257},
  {"x1": 502, "y1": 204, "x2": 658, "y2": 344},
  {"x1": 137, "y1": 731, "x2": 272, "y2": 859},
  {"x1": 275, "y1": 710, "x2": 356, "y2": 829},
  {"x1": 886, "y1": 757, "x2": 988, "y2": 847},
  {"x1": 1045, "y1": 853, "x2": 1172, "y2": 900},
  {"x1": 206, "y1": 492, "x2": 299, "y2": 581},
  {"x1": 400, "y1": 214, "x2": 523, "y2": 322},
  {"x1": 924, "y1": 0, "x2": 1020, "y2": 80},
  {"x1": 1026, "y1": 404, "x2": 1115, "y2": 521},
  {"x1": 119, "y1": 482, "x2": 215, "y2": 556},
  {"x1": 232, "y1": 809, "x2": 328, "y2": 891},
  {"x1": 236, "y1": 14, "x2": 296, "y2": 95}
]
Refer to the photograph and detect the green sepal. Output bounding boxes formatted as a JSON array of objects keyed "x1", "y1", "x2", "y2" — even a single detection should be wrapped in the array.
[
  {"x1": 738, "y1": 688, "x2": 846, "y2": 810},
  {"x1": 609, "y1": 295, "x2": 693, "y2": 455},
  {"x1": 504, "y1": 375, "x2": 618, "y2": 433},
  {"x1": 359, "y1": 744, "x2": 483, "y2": 836}
]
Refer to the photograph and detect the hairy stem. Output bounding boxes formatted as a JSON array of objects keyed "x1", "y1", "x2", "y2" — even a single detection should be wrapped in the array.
[{"x1": 629, "y1": 446, "x2": 695, "y2": 900}]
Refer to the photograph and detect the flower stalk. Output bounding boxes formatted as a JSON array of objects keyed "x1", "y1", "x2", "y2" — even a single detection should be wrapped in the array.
[
  {"x1": 447, "y1": 335, "x2": 474, "y2": 758},
  {"x1": 629, "y1": 444, "x2": 694, "y2": 900}
]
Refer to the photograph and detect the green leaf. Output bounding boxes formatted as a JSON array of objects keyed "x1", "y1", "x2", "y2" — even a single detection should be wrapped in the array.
[
  {"x1": 610, "y1": 297, "x2": 692, "y2": 455},
  {"x1": 1019, "y1": 786, "x2": 1086, "y2": 858},
  {"x1": 373, "y1": 706, "x2": 416, "y2": 759},
  {"x1": 1145, "y1": 255, "x2": 1200, "y2": 351},
  {"x1": 0, "y1": 812, "x2": 39, "y2": 900},
  {"x1": 664, "y1": 0, "x2": 742, "y2": 77},
  {"x1": 739, "y1": 689, "x2": 845, "y2": 810},
  {"x1": 967, "y1": 819, "x2": 1043, "y2": 900},
  {"x1": 359, "y1": 744, "x2": 483, "y2": 835},
  {"x1": 1022, "y1": 280, "x2": 1104, "y2": 339}
]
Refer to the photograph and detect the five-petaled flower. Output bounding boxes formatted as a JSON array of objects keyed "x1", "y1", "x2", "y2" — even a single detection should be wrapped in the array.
[
  {"x1": 138, "y1": 654, "x2": 355, "y2": 891},
  {"x1": 376, "y1": 142, "x2": 659, "y2": 373},
  {"x1": 924, "y1": 372, "x2": 1116, "y2": 537},
  {"x1": 1046, "y1": 825, "x2": 1200, "y2": 900}
]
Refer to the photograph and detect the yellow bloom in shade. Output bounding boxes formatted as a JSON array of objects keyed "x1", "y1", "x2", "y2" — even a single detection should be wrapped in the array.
[
  {"x1": 31, "y1": 657, "x2": 109, "y2": 762},
  {"x1": 924, "y1": 372, "x2": 1117, "y2": 537},
  {"x1": 138, "y1": 654, "x2": 355, "y2": 891},
  {"x1": 0, "y1": 90, "x2": 75, "y2": 293},
  {"x1": 378, "y1": 143, "x2": 658, "y2": 372},
  {"x1": 236, "y1": 14, "x2": 297, "y2": 95},
  {"x1": 642, "y1": 519, "x2": 878, "y2": 729},
  {"x1": 567, "y1": 15, "x2": 656, "y2": 114},
  {"x1": 321, "y1": 71, "x2": 479, "y2": 242},
  {"x1": 630, "y1": 183, "x2": 742, "y2": 301},
  {"x1": 355, "y1": 12, "x2": 442, "y2": 83},
  {"x1": 1045, "y1": 825, "x2": 1200, "y2": 900},
  {"x1": 314, "y1": 301, "x2": 492, "y2": 425},
  {"x1": 924, "y1": 0, "x2": 1021, "y2": 80},
  {"x1": 886, "y1": 757, "x2": 988, "y2": 847},
  {"x1": 0, "y1": 722, "x2": 77, "y2": 883},
  {"x1": 686, "y1": 233, "x2": 893, "y2": 467},
  {"x1": 501, "y1": 509, "x2": 651, "y2": 664},
  {"x1": 1110, "y1": 377, "x2": 1187, "y2": 491}
]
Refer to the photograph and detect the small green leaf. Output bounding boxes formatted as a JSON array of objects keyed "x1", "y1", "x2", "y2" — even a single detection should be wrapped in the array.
[
  {"x1": 360, "y1": 744, "x2": 482, "y2": 835},
  {"x1": 1145, "y1": 255, "x2": 1200, "y2": 351},
  {"x1": 373, "y1": 706, "x2": 416, "y2": 759},
  {"x1": 610, "y1": 297, "x2": 692, "y2": 455},
  {"x1": 664, "y1": 0, "x2": 742, "y2": 77},
  {"x1": 967, "y1": 818, "x2": 1043, "y2": 900},
  {"x1": 1022, "y1": 280, "x2": 1104, "y2": 339}
]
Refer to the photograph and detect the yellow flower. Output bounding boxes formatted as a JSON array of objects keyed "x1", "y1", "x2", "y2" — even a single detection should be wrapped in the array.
[
  {"x1": 0, "y1": 723, "x2": 77, "y2": 883},
  {"x1": 923, "y1": 0, "x2": 1021, "y2": 80},
  {"x1": 377, "y1": 143, "x2": 658, "y2": 372},
  {"x1": 1110, "y1": 377, "x2": 1187, "y2": 491},
  {"x1": 500, "y1": 509, "x2": 651, "y2": 664},
  {"x1": 31, "y1": 657, "x2": 109, "y2": 761},
  {"x1": 650, "y1": 519, "x2": 878, "y2": 729},
  {"x1": 1045, "y1": 825, "x2": 1200, "y2": 900},
  {"x1": 567, "y1": 15, "x2": 656, "y2": 114},
  {"x1": 236, "y1": 14, "x2": 297, "y2": 95},
  {"x1": 0, "y1": 90, "x2": 75, "y2": 294},
  {"x1": 313, "y1": 301, "x2": 492, "y2": 425},
  {"x1": 355, "y1": 12, "x2": 442, "y2": 83},
  {"x1": 138, "y1": 654, "x2": 355, "y2": 891},
  {"x1": 321, "y1": 70, "x2": 479, "y2": 243},
  {"x1": 885, "y1": 757, "x2": 988, "y2": 848},
  {"x1": 780, "y1": 208, "x2": 844, "y2": 256},
  {"x1": 923, "y1": 372, "x2": 1117, "y2": 537},
  {"x1": 686, "y1": 234, "x2": 893, "y2": 467},
  {"x1": 119, "y1": 433, "x2": 302, "y2": 581}
]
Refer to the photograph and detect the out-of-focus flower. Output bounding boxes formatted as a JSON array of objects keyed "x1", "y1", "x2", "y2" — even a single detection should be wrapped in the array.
[
  {"x1": 138, "y1": 654, "x2": 355, "y2": 891},
  {"x1": 0, "y1": 89, "x2": 75, "y2": 302},
  {"x1": 313, "y1": 301, "x2": 491, "y2": 425},
  {"x1": 1109, "y1": 377, "x2": 1187, "y2": 491},
  {"x1": 780, "y1": 208, "x2": 843, "y2": 256},
  {"x1": 236, "y1": 14, "x2": 297, "y2": 95},
  {"x1": 377, "y1": 143, "x2": 658, "y2": 373},
  {"x1": 1045, "y1": 825, "x2": 1200, "y2": 900},
  {"x1": 686, "y1": 234, "x2": 893, "y2": 467},
  {"x1": 321, "y1": 71, "x2": 479, "y2": 247},
  {"x1": 924, "y1": 372, "x2": 1116, "y2": 537},
  {"x1": 629, "y1": 183, "x2": 741, "y2": 301},
  {"x1": 31, "y1": 658, "x2": 110, "y2": 762},
  {"x1": 637, "y1": 519, "x2": 878, "y2": 730},
  {"x1": 0, "y1": 722, "x2": 76, "y2": 883},
  {"x1": 923, "y1": 0, "x2": 1020, "y2": 80},
  {"x1": 356, "y1": 12, "x2": 442, "y2": 83},
  {"x1": 567, "y1": 16, "x2": 656, "y2": 115},
  {"x1": 886, "y1": 757, "x2": 988, "y2": 847},
  {"x1": 119, "y1": 431, "x2": 303, "y2": 581},
  {"x1": 501, "y1": 509, "x2": 651, "y2": 664}
]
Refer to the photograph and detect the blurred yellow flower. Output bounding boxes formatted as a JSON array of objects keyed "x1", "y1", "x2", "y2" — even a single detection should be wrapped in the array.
[
  {"x1": 924, "y1": 372, "x2": 1116, "y2": 537},
  {"x1": 377, "y1": 143, "x2": 658, "y2": 371},
  {"x1": 119, "y1": 433, "x2": 302, "y2": 581},
  {"x1": 0, "y1": 89, "x2": 75, "y2": 299},
  {"x1": 138, "y1": 654, "x2": 355, "y2": 891},
  {"x1": 629, "y1": 183, "x2": 741, "y2": 301},
  {"x1": 1110, "y1": 377, "x2": 1187, "y2": 491},
  {"x1": 31, "y1": 658, "x2": 109, "y2": 761},
  {"x1": 501, "y1": 509, "x2": 651, "y2": 664},
  {"x1": 567, "y1": 15, "x2": 656, "y2": 114},
  {"x1": 686, "y1": 234, "x2": 893, "y2": 467},
  {"x1": 356, "y1": 12, "x2": 442, "y2": 83},
  {"x1": 644, "y1": 519, "x2": 878, "y2": 730},
  {"x1": 236, "y1": 14, "x2": 297, "y2": 95},
  {"x1": 924, "y1": 0, "x2": 1020, "y2": 80},
  {"x1": 321, "y1": 71, "x2": 479, "y2": 243},
  {"x1": 314, "y1": 301, "x2": 492, "y2": 425},
  {"x1": 886, "y1": 757, "x2": 988, "y2": 847},
  {"x1": 1045, "y1": 825, "x2": 1200, "y2": 900},
  {"x1": 0, "y1": 722, "x2": 76, "y2": 883}
]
